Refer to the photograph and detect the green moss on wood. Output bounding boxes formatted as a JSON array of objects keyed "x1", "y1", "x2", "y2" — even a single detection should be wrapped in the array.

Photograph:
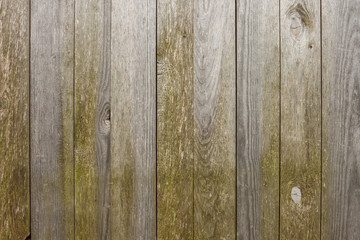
[
  {"x1": 157, "y1": 2, "x2": 194, "y2": 237},
  {"x1": 261, "y1": 51, "x2": 280, "y2": 240},
  {"x1": 0, "y1": 1, "x2": 30, "y2": 238},
  {"x1": 74, "y1": 2, "x2": 102, "y2": 237}
]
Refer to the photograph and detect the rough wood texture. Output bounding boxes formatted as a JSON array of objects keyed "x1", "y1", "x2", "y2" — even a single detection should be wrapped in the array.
[
  {"x1": 193, "y1": 0, "x2": 235, "y2": 239},
  {"x1": 0, "y1": 0, "x2": 29, "y2": 238},
  {"x1": 237, "y1": 0, "x2": 280, "y2": 238},
  {"x1": 111, "y1": 0, "x2": 156, "y2": 239},
  {"x1": 30, "y1": 0, "x2": 74, "y2": 239},
  {"x1": 322, "y1": 0, "x2": 360, "y2": 239},
  {"x1": 75, "y1": 0, "x2": 111, "y2": 239},
  {"x1": 280, "y1": 0, "x2": 321, "y2": 239},
  {"x1": 157, "y1": 0, "x2": 194, "y2": 239}
]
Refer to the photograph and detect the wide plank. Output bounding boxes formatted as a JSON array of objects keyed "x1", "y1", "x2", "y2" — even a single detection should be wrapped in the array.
[
  {"x1": 111, "y1": 0, "x2": 156, "y2": 239},
  {"x1": 30, "y1": 0, "x2": 74, "y2": 239},
  {"x1": 157, "y1": 0, "x2": 194, "y2": 238},
  {"x1": 237, "y1": 0, "x2": 280, "y2": 238},
  {"x1": 280, "y1": 0, "x2": 321, "y2": 239},
  {"x1": 193, "y1": 0, "x2": 236, "y2": 239},
  {"x1": 75, "y1": 0, "x2": 111, "y2": 238},
  {"x1": 322, "y1": 0, "x2": 360, "y2": 239},
  {"x1": 0, "y1": 0, "x2": 30, "y2": 238}
]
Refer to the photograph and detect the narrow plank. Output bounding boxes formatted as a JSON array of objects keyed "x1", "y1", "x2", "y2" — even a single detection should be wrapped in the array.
[
  {"x1": 280, "y1": 0, "x2": 321, "y2": 239},
  {"x1": 193, "y1": 0, "x2": 235, "y2": 239},
  {"x1": 237, "y1": 0, "x2": 280, "y2": 238},
  {"x1": 322, "y1": 0, "x2": 360, "y2": 239},
  {"x1": 111, "y1": 0, "x2": 156, "y2": 239},
  {"x1": 30, "y1": 0, "x2": 74, "y2": 239},
  {"x1": 157, "y1": 0, "x2": 194, "y2": 238},
  {"x1": 75, "y1": 0, "x2": 111, "y2": 239},
  {"x1": 0, "y1": 0, "x2": 30, "y2": 238}
]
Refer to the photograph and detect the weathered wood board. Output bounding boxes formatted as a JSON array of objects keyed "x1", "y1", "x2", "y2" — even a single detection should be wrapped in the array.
[
  {"x1": 75, "y1": 0, "x2": 111, "y2": 239},
  {"x1": 111, "y1": 0, "x2": 156, "y2": 239},
  {"x1": 322, "y1": 0, "x2": 360, "y2": 239},
  {"x1": 3, "y1": 0, "x2": 360, "y2": 239},
  {"x1": 0, "y1": 0, "x2": 30, "y2": 239},
  {"x1": 280, "y1": 0, "x2": 321, "y2": 239},
  {"x1": 157, "y1": 0, "x2": 194, "y2": 238},
  {"x1": 193, "y1": 0, "x2": 236, "y2": 239},
  {"x1": 237, "y1": 0, "x2": 280, "y2": 238},
  {"x1": 30, "y1": 0, "x2": 74, "y2": 239}
]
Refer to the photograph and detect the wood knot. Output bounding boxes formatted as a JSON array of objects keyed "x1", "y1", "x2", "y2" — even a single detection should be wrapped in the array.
[
  {"x1": 98, "y1": 103, "x2": 110, "y2": 134},
  {"x1": 286, "y1": 2, "x2": 313, "y2": 40}
]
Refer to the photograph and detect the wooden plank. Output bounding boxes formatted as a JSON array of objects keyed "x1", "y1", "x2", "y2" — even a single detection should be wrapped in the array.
[
  {"x1": 236, "y1": 0, "x2": 280, "y2": 238},
  {"x1": 280, "y1": 0, "x2": 321, "y2": 239},
  {"x1": 157, "y1": 0, "x2": 194, "y2": 239},
  {"x1": 322, "y1": 0, "x2": 360, "y2": 239},
  {"x1": 0, "y1": 0, "x2": 30, "y2": 238},
  {"x1": 193, "y1": 0, "x2": 235, "y2": 239},
  {"x1": 110, "y1": 0, "x2": 156, "y2": 239},
  {"x1": 74, "y1": 0, "x2": 111, "y2": 239},
  {"x1": 30, "y1": 0, "x2": 74, "y2": 239}
]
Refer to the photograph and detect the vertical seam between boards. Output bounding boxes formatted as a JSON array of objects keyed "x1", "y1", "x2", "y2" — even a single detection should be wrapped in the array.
[
  {"x1": 192, "y1": 0, "x2": 195, "y2": 239},
  {"x1": 28, "y1": 0, "x2": 32, "y2": 236},
  {"x1": 278, "y1": 0, "x2": 282, "y2": 239},
  {"x1": 109, "y1": 0, "x2": 112, "y2": 237},
  {"x1": 155, "y1": 0, "x2": 158, "y2": 238},
  {"x1": 73, "y1": 0, "x2": 76, "y2": 239},
  {"x1": 319, "y1": 0, "x2": 323, "y2": 238},
  {"x1": 235, "y1": 0, "x2": 238, "y2": 238}
]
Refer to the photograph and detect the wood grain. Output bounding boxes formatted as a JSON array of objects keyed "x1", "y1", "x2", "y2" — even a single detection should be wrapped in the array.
[
  {"x1": 75, "y1": 0, "x2": 111, "y2": 239},
  {"x1": 30, "y1": 0, "x2": 74, "y2": 239},
  {"x1": 280, "y1": 0, "x2": 321, "y2": 239},
  {"x1": 193, "y1": 0, "x2": 235, "y2": 239},
  {"x1": 111, "y1": 0, "x2": 156, "y2": 239},
  {"x1": 237, "y1": 0, "x2": 280, "y2": 238},
  {"x1": 322, "y1": 0, "x2": 360, "y2": 239},
  {"x1": 157, "y1": 0, "x2": 194, "y2": 239},
  {"x1": 0, "y1": 0, "x2": 29, "y2": 238}
]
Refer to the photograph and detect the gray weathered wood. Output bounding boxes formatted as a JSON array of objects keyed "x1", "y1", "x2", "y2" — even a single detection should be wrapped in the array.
[
  {"x1": 193, "y1": 0, "x2": 236, "y2": 238},
  {"x1": 280, "y1": 0, "x2": 321, "y2": 239},
  {"x1": 157, "y1": 0, "x2": 194, "y2": 238},
  {"x1": 0, "y1": 0, "x2": 30, "y2": 238},
  {"x1": 322, "y1": 0, "x2": 360, "y2": 239},
  {"x1": 30, "y1": 0, "x2": 74, "y2": 239},
  {"x1": 75, "y1": 0, "x2": 111, "y2": 239},
  {"x1": 236, "y1": 0, "x2": 280, "y2": 238},
  {"x1": 110, "y1": 0, "x2": 156, "y2": 239}
]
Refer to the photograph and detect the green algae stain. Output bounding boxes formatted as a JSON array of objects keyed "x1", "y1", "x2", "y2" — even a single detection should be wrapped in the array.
[
  {"x1": 260, "y1": 48, "x2": 280, "y2": 240},
  {"x1": 74, "y1": 4, "x2": 102, "y2": 236},
  {"x1": 157, "y1": 2, "x2": 194, "y2": 237},
  {"x1": 0, "y1": 1, "x2": 30, "y2": 238}
]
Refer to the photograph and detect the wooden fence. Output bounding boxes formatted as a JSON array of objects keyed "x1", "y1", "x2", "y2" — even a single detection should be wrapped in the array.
[{"x1": 0, "y1": 0, "x2": 359, "y2": 239}]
